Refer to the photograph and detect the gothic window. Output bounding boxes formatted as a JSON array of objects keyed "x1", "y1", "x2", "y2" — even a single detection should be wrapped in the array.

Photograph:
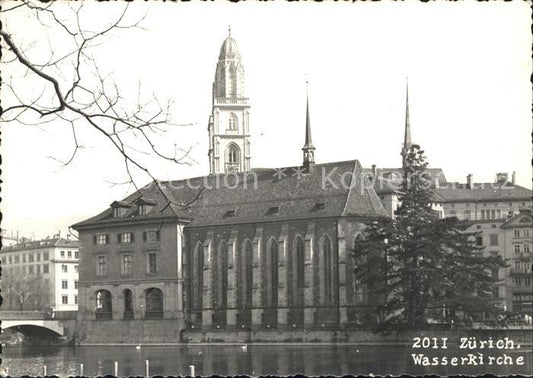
[
  {"x1": 353, "y1": 234, "x2": 365, "y2": 303},
  {"x1": 228, "y1": 113, "x2": 238, "y2": 130},
  {"x1": 294, "y1": 236, "x2": 305, "y2": 307},
  {"x1": 213, "y1": 241, "x2": 228, "y2": 309},
  {"x1": 193, "y1": 242, "x2": 204, "y2": 311},
  {"x1": 242, "y1": 239, "x2": 253, "y2": 309},
  {"x1": 227, "y1": 144, "x2": 239, "y2": 164},
  {"x1": 266, "y1": 238, "x2": 279, "y2": 307},
  {"x1": 323, "y1": 236, "x2": 333, "y2": 305}
]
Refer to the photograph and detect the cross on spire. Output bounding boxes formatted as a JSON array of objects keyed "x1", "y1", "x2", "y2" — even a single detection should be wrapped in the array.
[{"x1": 228, "y1": 25, "x2": 232, "y2": 37}]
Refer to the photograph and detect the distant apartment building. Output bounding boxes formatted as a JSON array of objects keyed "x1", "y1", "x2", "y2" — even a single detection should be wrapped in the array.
[
  {"x1": 433, "y1": 173, "x2": 532, "y2": 316},
  {"x1": 1, "y1": 237, "x2": 79, "y2": 315}
]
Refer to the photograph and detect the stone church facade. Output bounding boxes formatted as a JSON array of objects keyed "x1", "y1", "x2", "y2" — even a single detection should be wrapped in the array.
[{"x1": 73, "y1": 31, "x2": 388, "y2": 340}]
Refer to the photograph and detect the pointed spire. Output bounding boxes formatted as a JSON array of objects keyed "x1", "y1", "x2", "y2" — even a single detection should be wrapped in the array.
[
  {"x1": 401, "y1": 78, "x2": 412, "y2": 167},
  {"x1": 228, "y1": 25, "x2": 232, "y2": 38},
  {"x1": 404, "y1": 79, "x2": 412, "y2": 149},
  {"x1": 302, "y1": 80, "x2": 315, "y2": 172}
]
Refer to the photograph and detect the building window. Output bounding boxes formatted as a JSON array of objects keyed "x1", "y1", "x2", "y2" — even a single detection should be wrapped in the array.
[
  {"x1": 22, "y1": 254, "x2": 26, "y2": 263},
  {"x1": 489, "y1": 234, "x2": 498, "y2": 246},
  {"x1": 36, "y1": 254, "x2": 41, "y2": 262},
  {"x1": 68, "y1": 251, "x2": 72, "y2": 258},
  {"x1": 138, "y1": 205, "x2": 149, "y2": 216},
  {"x1": 62, "y1": 295, "x2": 68, "y2": 304},
  {"x1": 95, "y1": 290, "x2": 113, "y2": 319},
  {"x1": 113, "y1": 207, "x2": 128, "y2": 218},
  {"x1": 524, "y1": 244, "x2": 530, "y2": 254},
  {"x1": 43, "y1": 252, "x2": 49, "y2": 261},
  {"x1": 36, "y1": 265, "x2": 41, "y2": 274},
  {"x1": 62, "y1": 264, "x2": 68, "y2": 273},
  {"x1": 94, "y1": 234, "x2": 109, "y2": 245},
  {"x1": 75, "y1": 251, "x2": 79, "y2": 259},
  {"x1": 228, "y1": 113, "x2": 237, "y2": 130},
  {"x1": 147, "y1": 253, "x2": 158, "y2": 274},
  {"x1": 74, "y1": 295, "x2": 78, "y2": 305},
  {"x1": 43, "y1": 264, "x2": 49, "y2": 274},
  {"x1": 514, "y1": 244, "x2": 520, "y2": 254},
  {"x1": 143, "y1": 230, "x2": 160, "y2": 242},
  {"x1": 514, "y1": 260, "x2": 521, "y2": 270},
  {"x1": 524, "y1": 229, "x2": 530, "y2": 237},
  {"x1": 121, "y1": 254, "x2": 132, "y2": 276},
  {"x1": 61, "y1": 250, "x2": 65, "y2": 258},
  {"x1": 514, "y1": 277, "x2": 522, "y2": 286},
  {"x1": 524, "y1": 277, "x2": 531, "y2": 287},
  {"x1": 14, "y1": 255, "x2": 20, "y2": 264},
  {"x1": 322, "y1": 236, "x2": 334, "y2": 305},
  {"x1": 28, "y1": 254, "x2": 34, "y2": 263},
  {"x1": 74, "y1": 280, "x2": 79, "y2": 289},
  {"x1": 96, "y1": 256, "x2": 107, "y2": 276},
  {"x1": 62, "y1": 280, "x2": 68, "y2": 289},
  {"x1": 464, "y1": 210, "x2": 471, "y2": 220},
  {"x1": 480, "y1": 210, "x2": 485, "y2": 220},
  {"x1": 294, "y1": 236, "x2": 305, "y2": 307},
  {"x1": 145, "y1": 288, "x2": 163, "y2": 319},
  {"x1": 228, "y1": 145, "x2": 239, "y2": 163},
  {"x1": 74, "y1": 265, "x2": 79, "y2": 273},
  {"x1": 118, "y1": 232, "x2": 134, "y2": 244},
  {"x1": 514, "y1": 229, "x2": 520, "y2": 238}
]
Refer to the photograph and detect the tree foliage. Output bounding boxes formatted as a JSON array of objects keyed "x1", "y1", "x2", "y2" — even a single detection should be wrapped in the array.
[
  {"x1": 353, "y1": 145, "x2": 507, "y2": 331},
  {"x1": 2, "y1": 273, "x2": 50, "y2": 311}
]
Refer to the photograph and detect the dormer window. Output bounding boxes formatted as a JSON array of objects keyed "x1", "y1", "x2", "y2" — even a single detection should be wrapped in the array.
[
  {"x1": 312, "y1": 202, "x2": 326, "y2": 211},
  {"x1": 135, "y1": 198, "x2": 157, "y2": 216},
  {"x1": 266, "y1": 206, "x2": 280, "y2": 216},
  {"x1": 223, "y1": 210, "x2": 236, "y2": 218},
  {"x1": 110, "y1": 201, "x2": 131, "y2": 218}
]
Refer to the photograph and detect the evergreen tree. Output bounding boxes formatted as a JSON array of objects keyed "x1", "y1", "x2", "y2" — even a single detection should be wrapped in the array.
[{"x1": 354, "y1": 145, "x2": 507, "y2": 331}]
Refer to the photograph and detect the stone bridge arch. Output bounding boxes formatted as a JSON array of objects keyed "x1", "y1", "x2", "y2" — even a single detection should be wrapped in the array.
[{"x1": 1, "y1": 320, "x2": 64, "y2": 336}]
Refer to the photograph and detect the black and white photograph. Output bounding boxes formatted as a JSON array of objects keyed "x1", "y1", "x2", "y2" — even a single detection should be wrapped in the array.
[{"x1": 0, "y1": 1, "x2": 531, "y2": 376}]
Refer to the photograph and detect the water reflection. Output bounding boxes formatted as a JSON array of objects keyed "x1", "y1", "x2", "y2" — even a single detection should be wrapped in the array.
[{"x1": 1, "y1": 344, "x2": 531, "y2": 377}]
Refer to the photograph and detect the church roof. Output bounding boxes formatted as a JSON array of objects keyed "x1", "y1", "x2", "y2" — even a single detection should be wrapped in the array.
[{"x1": 73, "y1": 160, "x2": 388, "y2": 230}]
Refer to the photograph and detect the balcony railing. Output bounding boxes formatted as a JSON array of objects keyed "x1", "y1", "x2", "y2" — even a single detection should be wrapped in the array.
[
  {"x1": 214, "y1": 98, "x2": 249, "y2": 106},
  {"x1": 511, "y1": 268, "x2": 532, "y2": 275}
]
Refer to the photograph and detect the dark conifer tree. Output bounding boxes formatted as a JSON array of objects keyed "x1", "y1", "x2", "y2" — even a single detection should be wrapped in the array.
[{"x1": 354, "y1": 145, "x2": 507, "y2": 331}]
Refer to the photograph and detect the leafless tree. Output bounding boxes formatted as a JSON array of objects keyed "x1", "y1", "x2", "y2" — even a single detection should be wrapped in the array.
[
  {"x1": 1, "y1": 1, "x2": 197, "y2": 205},
  {"x1": 2, "y1": 273, "x2": 50, "y2": 311}
]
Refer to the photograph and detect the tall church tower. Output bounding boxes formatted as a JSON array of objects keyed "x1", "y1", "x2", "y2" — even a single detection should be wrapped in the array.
[{"x1": 208, "y1": 27, "x2": 251, "y2": 174}]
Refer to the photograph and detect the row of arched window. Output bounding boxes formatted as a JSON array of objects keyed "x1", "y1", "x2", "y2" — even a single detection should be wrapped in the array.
[
  {"x1": 190, "y1": 234, "x2": 339, "y2": 313},
  {"x1": 94, "y1": 288, "x2": 163, "y2": 320}
]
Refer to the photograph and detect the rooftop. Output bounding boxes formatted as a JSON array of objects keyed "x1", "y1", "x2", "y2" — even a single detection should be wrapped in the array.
[
  {"x1": 1, "y1": 237, "x2": 79, "y2": 253},
  {"x1": 73, "y1": 159, "x2": 388, "y2": 230}
]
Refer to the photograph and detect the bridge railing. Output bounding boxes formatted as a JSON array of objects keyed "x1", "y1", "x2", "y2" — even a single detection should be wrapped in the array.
[{"x1": 0, "y1": 310, "x2": 47, "y2": 320}]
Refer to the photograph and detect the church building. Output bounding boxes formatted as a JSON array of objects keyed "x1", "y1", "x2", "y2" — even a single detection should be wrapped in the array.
[{"x1": 72, "y1": 30, "x2": 389, "y2": 342}]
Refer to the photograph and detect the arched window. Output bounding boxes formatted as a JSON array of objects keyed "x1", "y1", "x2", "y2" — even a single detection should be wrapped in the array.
[
  {"x1": 353, "y1": 234, "x2": 365, "y2": 303},
  {"x1": 123, "y1": 289, "x2": 133, "y2": 319},
  {"x1": 145, "y1": 288, "x2": 163, "y2": 319},
  {"x1": 228, "y1": 113, "x2": 238, "y2": 130},
  {"x1": 194, "y1": 242, "x2": 204, "y2": 311},
  {"x1": 95, "y1": 290, "x2": 112, "y2": 320},
  {"x1": 227, "y1": 145, "x2": 239, "y2": 164},
  {"x1": 267, "y1": 238, "x2": 279, "y2": 307},
  {"x1": 294, "y1": 236, "x2": 305, "y2": 307},
  {"x1": 242, "y1": 239, "x2": 253, "y2": 309},
  {"x1": 214, "y1": 241, "x2": 228, "y2": 309},
  {"x1": 319, "y1": 236, "x2": 335, "y2": 306}
]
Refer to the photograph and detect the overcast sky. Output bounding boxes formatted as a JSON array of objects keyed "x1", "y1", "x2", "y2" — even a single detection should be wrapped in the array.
[{"x1": 1, "y1": 1, "x2": 531, "y2": 239}]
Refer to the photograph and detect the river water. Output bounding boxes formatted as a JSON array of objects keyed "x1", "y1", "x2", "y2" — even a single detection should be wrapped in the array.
[{"x1": 1, "y1": 344, "x2": 531, "y2": 377}]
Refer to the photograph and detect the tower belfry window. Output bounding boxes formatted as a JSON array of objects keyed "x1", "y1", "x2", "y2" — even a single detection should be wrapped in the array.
[
  {"x1": 228, "y1": 146, "x2": 238, "y2": 163},
  {"x1": 228, "y1": 114, "x2": 237, "y2": 130}
]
